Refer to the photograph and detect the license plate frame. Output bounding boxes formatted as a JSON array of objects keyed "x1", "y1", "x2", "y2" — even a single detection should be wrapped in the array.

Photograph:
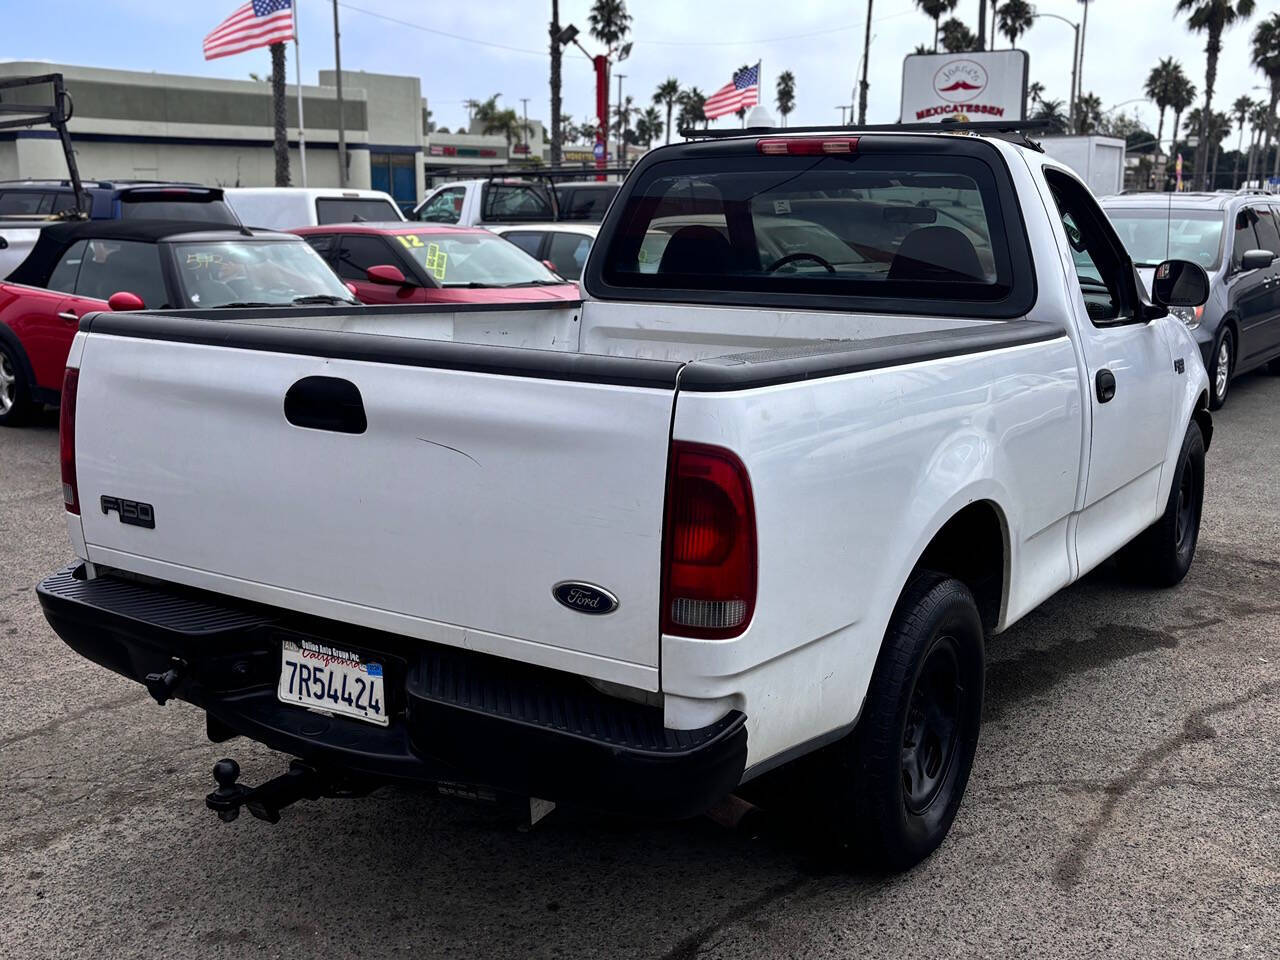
[{"x1": 276, "y1": 635, "x2": 389, "y2": 727}]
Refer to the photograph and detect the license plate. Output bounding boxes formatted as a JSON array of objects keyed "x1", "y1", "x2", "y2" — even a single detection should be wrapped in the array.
[{"x1": 277, "y1": 638, "x2": 388, "y2": 727}]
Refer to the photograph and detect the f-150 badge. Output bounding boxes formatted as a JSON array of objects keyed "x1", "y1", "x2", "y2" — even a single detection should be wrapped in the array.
[{"x1": 553, "y1": 581, "x2": 619, "y2": 615}]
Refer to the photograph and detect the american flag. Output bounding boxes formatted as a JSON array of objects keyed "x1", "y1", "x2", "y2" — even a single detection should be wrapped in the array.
[
  {"x1": 703, "y1": 63, "x2": 761, "y2": 120},
  {"x1": 203, "y1": 0, "x2": 295, "y2": 61}
]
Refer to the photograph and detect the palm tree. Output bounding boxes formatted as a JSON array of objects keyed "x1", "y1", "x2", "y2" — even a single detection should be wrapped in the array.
[
  {"x1": 917, "y1": 0, "x2": 959, "y2": 52},
  {"x1": 1246, "y1": 100, "x2": 1272, "y2": 183},
  {"x1": 470, "y1": 95, "x2": 529, "y2": 147},
  {"x1": 612, "y1": 94, "x2": 637, "y2": 145},
  {"x1": 1027, "y1": 81, "x2": 1045, "y2": 107},
  {"x1": 636, "y1": 106, "x2": 663, "y2": 147},
  {"x1": 913, "y1": 43, "x2": 932, "y2": 55},
  {"x1": 677, "y1": 87, "x2": 708, "y2": 132},
  {"x1": 1144, "y1": 57, "x2": 1184, "y2": 151},
  {"x1": 997, "y1": 0, "x2": 1035, "y2": 48},
  {"x1": 270, "y1": 43, "x2": 289, "y2": 186},
  {"x1": 653, "y1": 77, "x2": 681, "y2": 145},
  {"x1": 1033, "y1": 99, "x2": 1070, "y2": 133},
  {"x1": 589, "y1": 0, "x2": 632, "y2": 158},
  {"x1": 940, "y1": 17, "x2": 977, "y2": 52},
  {"x1": 1169, "y1": 74, "x2": 1198, "y2": 184},
  {"x1": 775, "y1": 70, "x2": 796, "y2": 127},
  {"x1": 1251, "y1": 14, "x2": 1280, "y2": 180},
  {"x1": 1177, "y1": 0, "x2": 1257, "y2": 190},
  {"x1": 1075, "y1": 92, "x2": 1103, "y2": 134},
  {"x1": 1232, "y1": 95, "x2": 1255, "y2": 186}
]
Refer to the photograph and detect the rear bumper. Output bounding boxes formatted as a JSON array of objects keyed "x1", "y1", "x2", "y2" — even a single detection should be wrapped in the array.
[{"x1": 37, "y1": 564, "x2": 747, "y2": 819}]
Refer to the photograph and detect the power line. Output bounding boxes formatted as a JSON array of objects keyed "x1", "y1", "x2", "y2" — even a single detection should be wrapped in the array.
[{"x1": 335, "y1": 2, "x2": 549, "y2": 57}]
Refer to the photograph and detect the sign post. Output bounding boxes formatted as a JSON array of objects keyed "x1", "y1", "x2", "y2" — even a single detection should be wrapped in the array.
[{"x1": 900, "y1": 51, "x2": 1029, "y2": 124}]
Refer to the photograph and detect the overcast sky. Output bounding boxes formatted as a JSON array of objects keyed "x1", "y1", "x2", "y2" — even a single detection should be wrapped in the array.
[{"x1": 4, "y1": 0, "x2": 1274, "y2": 143}]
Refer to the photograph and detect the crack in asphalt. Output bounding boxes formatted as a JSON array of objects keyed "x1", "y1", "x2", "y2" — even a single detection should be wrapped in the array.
[
  {"x1": 1053, "y1": 680, "x2": 1280, "y2": 889},
  {"x1": 657, "y1": 874, "x2": 815, "y2": 960}
]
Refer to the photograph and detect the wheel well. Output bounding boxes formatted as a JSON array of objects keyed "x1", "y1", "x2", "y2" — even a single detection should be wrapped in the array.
[
  {"x1": 1193, "y1": 389, "x2": 1213, "y2": 450},
  {"x1": 915, "y1": 501, "x2": 1006, "y2": 634},
  {"x1": 0, "y1": 325, "x2": 37, "y2": 398}
]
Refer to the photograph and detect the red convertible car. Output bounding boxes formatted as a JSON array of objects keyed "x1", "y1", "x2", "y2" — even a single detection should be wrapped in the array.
[
  {"x1": 292, "y1": 223, "x2": 581, "y2": 305},
  {"x1": 0, "y1": 219, "x2": 359, "y2": 426}
]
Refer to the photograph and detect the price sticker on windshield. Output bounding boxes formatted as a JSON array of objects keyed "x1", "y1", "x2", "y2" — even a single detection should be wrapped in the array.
[{"x1": 423, "y1": 242, "x2": 447, "y2": 280}]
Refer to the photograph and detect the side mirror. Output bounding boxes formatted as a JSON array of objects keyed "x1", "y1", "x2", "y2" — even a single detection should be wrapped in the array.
[
  {"x1": 366, "y1": 264, "x2": 407, "y2": 286},
  {"x1": 1151, "y1": 259, "x2": 1210, "y2": 309},
  {"x1": 541, "y1": 259, "x2": 564, "y2": 276},
  {"x1": 107, "y1": 291, "x2": 145, "y2": 311},
  {"x1": 1240, "y1": 249, "x2": 1276, "y2": 272}
]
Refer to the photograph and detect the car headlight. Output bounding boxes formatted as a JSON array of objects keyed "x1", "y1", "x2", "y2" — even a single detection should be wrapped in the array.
[{"x1": 1168, "y1": 305, "x2": 1204, "y2": 329}]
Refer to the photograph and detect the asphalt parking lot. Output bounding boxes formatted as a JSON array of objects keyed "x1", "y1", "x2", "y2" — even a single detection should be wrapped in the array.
[{"x1": 2, "y1": 375, "x2": 1278, "y2": 960}]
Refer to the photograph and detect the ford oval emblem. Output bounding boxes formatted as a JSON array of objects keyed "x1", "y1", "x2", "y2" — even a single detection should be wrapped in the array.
[{"x1": 552, "y1": 581, "x2": 619, "y2": 615}]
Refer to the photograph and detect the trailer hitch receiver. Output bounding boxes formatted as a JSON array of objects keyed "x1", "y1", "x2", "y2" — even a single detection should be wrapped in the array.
[{"x1": 205, "y1": 758, "x2": 374, "y2": 824}]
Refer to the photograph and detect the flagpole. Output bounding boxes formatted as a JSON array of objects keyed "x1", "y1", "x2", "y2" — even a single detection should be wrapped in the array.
[{"x1": 293, "y1": 0, "x2": 308, "y2": 187}]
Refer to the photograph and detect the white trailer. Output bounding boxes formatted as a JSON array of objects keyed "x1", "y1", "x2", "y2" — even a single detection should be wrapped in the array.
[{"x1": 1039, "y1": 135, "x2": 1127, "y2": 197}]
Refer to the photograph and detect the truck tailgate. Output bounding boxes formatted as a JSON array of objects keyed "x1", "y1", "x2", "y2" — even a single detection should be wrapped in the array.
[{"x1": 72, "y1": 318, "x2": 681, "y2": 690}]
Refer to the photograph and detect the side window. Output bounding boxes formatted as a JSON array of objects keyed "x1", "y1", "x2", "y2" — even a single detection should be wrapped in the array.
[
  {"x1": 46, "y1": 240, "x2": 88, "y2": 293},
  {"x1": 417, "y1": 187, "x2": 465, "y2": 224},
  {"x1": 304, "y1": 235, "x2": 335, "y2": 261},
  {"x1": 51, "y1": 192, "x2": 79, "y2": 214},
  {"x1": 1250, "y1": 205, "x2": 1280, "y2": 257},
  {"x1": 546, "y1": 232, "x2": 592, "y2": 280},
  {"x1": 335, "y1": 235, "x2": 396, "y2": 281},
  {"x1": 1231, "y1": 208, "x2": 1260, "y2": 271},
  {"x1": 1044, "y1": 170, "x2": 1130, "y2": 325},
  {"x1": 75, "y1": 239, "x2": 167, "y2": 307},
  {"x1": 482, "y1": 184, "x2": 553, "y2": 222},
  {"x1": 503, "y1": 231, "x2": 544, "y2": 258}
]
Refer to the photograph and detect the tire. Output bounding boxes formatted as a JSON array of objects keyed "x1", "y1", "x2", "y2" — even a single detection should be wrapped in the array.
[
  {"x1": 824, "y1": 572, "x2": 985, "y2": 871},
  {"x1": 1209, "y1": 327, "x2": 1233, "y2": 411},
  {"x1": 1116, "y1": 420, "x2": 1205, "y2": 587},
  {"x1": 1267, "y1": 357, "x2": 1280, "y2": 375},
  {"x1": 0, "y1": 340, "x2": 33, "y2": 428}
]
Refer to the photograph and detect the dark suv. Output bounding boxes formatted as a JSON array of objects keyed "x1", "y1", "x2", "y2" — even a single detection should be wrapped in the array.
[
  {"x1": 0, "y1": 179, "x2": 238, "y2": 224},
  {"x1": 1103, "y1": 191, "x2": 1280, "y2": 409}
]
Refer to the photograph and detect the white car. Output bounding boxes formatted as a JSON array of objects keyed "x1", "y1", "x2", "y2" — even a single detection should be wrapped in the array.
[
  {"x1": 224, "y1": 187, "x2": 404, "y2": 231},
  {"x1": 490, "y1": 223, "x2": 599, "y2": 280},
  {"x1": 40, "y1": 128, "x2": 1213, "y2": 871},
  {"x1": 412, "y1": 179, "x2": 619, "y2": 228}
]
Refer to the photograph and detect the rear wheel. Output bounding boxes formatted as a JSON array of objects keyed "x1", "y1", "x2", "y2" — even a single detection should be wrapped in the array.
[
  {"x1": 1116, "y1": 420, "x2": 1205, "y2": 587},
  {"x1": 821, "y1": 572, "x2": 984, "y2": 871},
  {"x1": 0, "y1": 342, "x2": 32, "y2": 427},
  {"x1": 1209, "y1": 327, "x2": 1233, "y2": 410}
]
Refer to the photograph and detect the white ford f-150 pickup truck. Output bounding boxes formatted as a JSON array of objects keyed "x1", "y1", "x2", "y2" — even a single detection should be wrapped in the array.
[{"x1": 39, "y1": 128, "x2": 1214, "y2": 870}]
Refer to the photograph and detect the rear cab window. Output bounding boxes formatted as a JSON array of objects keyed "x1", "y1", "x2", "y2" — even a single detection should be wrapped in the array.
[
  {"x1": 588, "y1": 136, "x2": 1034, "y2": 318},
  {"x1": 316, "y1": 197, "x2": 401, "y2": 223},
  {"x1": 118, "y1": 190, "x2": 238, "y2": 225},
  {"x1": 481, "y1": 183, "x2": 554, "y2": 223}
]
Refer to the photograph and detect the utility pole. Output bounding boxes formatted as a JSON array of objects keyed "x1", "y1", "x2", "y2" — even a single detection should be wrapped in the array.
[
  {"x1": 549, "y1": 0, "x2": 562, "y2": 165},
  {"x1": 1077, "y1": 0, "x2": 1091, "y2": 133},
  {"x1": 977, "y1": 0, "x2": 987, "y2": 50},
  {"x1": 331, "y1": 0, "x2": 347, "y2": 186},
  {"x1": 616, "y1": 73, "x2": 626, "y2": 167},
  {"x1": 520, "y1": 97, "x2": 530, "y2": 157},
  {"x1": 857, "y1": 0, "x2": 873, "y2": 125}
]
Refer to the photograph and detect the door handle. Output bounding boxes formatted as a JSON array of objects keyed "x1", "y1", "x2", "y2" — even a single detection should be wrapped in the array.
[
  {"x1": 283, "y1": 376, "x2": 367, "y2": 434},
  {"x1": 56, "y1": 311, "x2": 80, "y2": 323},
  {"x1": 1095, "y1": 368, "x2": 1116, "y2": 404}
]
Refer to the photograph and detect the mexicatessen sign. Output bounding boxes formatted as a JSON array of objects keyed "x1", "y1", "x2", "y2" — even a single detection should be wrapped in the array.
[{"x1": 900, "y1": 50, "x2": 1029, "y2": 123}]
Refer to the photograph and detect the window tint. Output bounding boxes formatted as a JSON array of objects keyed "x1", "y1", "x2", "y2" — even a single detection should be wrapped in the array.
[
  {"x1": 546, "y1": 232, "x2": 593, "y2": 280},
  {"x1": 1102, "y1": 207, "x2": 1225, "y2": 270},
  {"x1": 482, "y1": 183, "x2": 553, "y2": 222},
  {"x1": 557, "y1": 185, "x2": 617, "y2": 222},
  {"x1": 118, "y1": 197, "x2": 237, "y2": 224},
  {"x1": 75, "y1": 239, "x2": 167, "y2": 307},
  {"x1": 47, "y1": 239, "x2": 87, "y2": 293},
  {"x1": 1045, "y1": 169, "x2": 1129, "y2": 324},
  {"x1": 1231, "y1": 208, "x2": 1260, "y2": 271},
  {"x1": 304, "y1": 235, "x2": 335, "y2": 258},
  {"x1": 502, "y1": 231, "x2": 545, "y2": 258},
  {"x1": 315, "y1": 197, "x2": 400, "y2": 223},
  {"x1": 335, "y1": 235, "x2": 397, "y2": 281},
  {"x1": 1251, "y1": 205, "x2": 1280, "y2": 256},
  {"x1": 603, "y1": 154, "x2": 1013, "y2": 307},
  {"x1": 417, "y1": 187, "x2": 465, "y2": 224},
  {"x1": 0, "y1": 191, "x2": 50, "y2": 216}
]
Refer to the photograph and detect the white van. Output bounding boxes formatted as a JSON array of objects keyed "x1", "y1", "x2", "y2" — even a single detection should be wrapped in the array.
[{"x1": 223, "y1": 188, "x2": 405, "y2": 231}]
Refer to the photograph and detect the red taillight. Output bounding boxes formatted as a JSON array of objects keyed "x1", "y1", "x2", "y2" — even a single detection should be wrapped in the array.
[
  {"x1": 661, "y1": 442, "x2": 756, "y2": 639},
  {"x1": 59, "y1": 368, "x2": 79, "y2": 514},
  {"x1": 756, "y1": 137, "x2": 859, "y2": 156}
]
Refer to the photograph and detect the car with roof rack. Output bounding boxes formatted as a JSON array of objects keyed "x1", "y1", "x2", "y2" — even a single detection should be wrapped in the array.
[
  {"x1": 1102, "y1": 190, "x2": 1280, "y2": 409},
  {"x1": 0, "y1": 219, "x2": 357, "y2": 425},
  {"x1": 39, "y1": 124, "x2": 1214, "y2": 871},
  {"x1": 411, "y1": 169, "x2": 622, "y2": 227}
]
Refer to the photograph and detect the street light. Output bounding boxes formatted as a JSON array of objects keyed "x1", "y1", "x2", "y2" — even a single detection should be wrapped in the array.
[
  {"x1": 1030, "y1": 12, "x2": 1080, "y2": 132},
  {"x1": 557, "y1": 22, "x2": 628, "y2": 177}
]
